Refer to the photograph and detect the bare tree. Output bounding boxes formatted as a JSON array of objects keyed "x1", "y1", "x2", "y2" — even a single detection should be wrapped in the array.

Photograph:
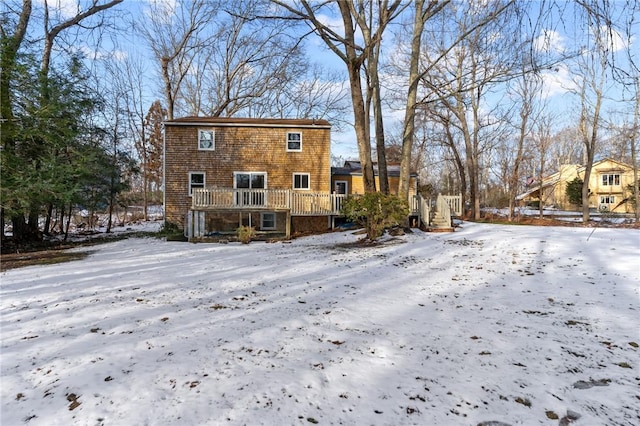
[
  {"x1": 630, "y1": 78, "x2": 639, "y2": 221},
  {"x1": 505, "y1": 67, "x2": 543, "y2": 221},
  {"x1": 419, "y1": 1, "x2": 522, "y2": 219},
  {"x1": 271, "y1": 0, "x2": 405, "y2": 193},
  {"x1": 40, "y1": 0, "x2": 124, "y2": 77},
  {"x1": 571, "y1": 1, "x2": 615, "y2": 222},
  {"x1": 246, "y1": 65, "x2": 350, "y2": 125},
  {"x1": 139, "y1": 0, "x2": 218, "y2": 120},
  {"x1": 397, "y1": 0, "x2": 450, "y2": 200},
  {"x1": 531, "y1": 113, "x2": 556, "y2": 218}
]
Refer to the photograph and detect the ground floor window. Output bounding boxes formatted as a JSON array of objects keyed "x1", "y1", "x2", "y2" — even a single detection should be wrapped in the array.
[
  {"x1": 189, "y1": 172, "x2": 205, "y2": 195},
  {"x1": 234, "y1": 172, "x2": 267, "y2": 206},
  {"x1": 334, "y1": 180, "x2": 348, "y2": 194},
  {"x1": 600, "y1": 195, "x2": 615, "y2": 204}
]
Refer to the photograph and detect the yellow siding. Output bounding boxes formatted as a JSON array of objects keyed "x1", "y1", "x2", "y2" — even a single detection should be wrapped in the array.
[
  {"x1": 543, "y1": 159, "x2": 637, "y2": 213},
  {"x1": 332, "y1": 174, "x2": 417, "y2": 198}
]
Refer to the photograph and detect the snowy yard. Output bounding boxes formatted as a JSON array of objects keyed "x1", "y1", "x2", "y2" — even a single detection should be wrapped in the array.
[{"x1": 1, "y1": 222, "x2": 638, "y2": 425}]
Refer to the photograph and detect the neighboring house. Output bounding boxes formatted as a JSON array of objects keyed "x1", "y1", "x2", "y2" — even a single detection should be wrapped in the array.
[
  {"x1": 517, "y1": 158, "x2": 637, "y2": 213},
  {"x1": 331, "y1": 161, "x2": 419, "y2": 199},
  {"x1": 164, "y1": 117, "x2": 334, "y2": 238}
]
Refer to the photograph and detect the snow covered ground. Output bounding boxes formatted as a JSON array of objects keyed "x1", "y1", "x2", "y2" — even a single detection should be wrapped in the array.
[{"x1": 1, "y1": 222, "x2": 638, "y2": 425}]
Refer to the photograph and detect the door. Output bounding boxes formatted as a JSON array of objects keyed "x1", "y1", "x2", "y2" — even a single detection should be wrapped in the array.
[
  {"x1": 334, "y1": 181, "x2": 348, "y2": 195},
  {"x1": 235, "y1": 172, "x2": 267, "y2": 206}
]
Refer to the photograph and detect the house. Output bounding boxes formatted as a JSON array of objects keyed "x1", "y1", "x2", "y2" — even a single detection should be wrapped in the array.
[
  {"x1": 163, "y1": 116, "x2": 462, "y2": 240},
  {"x1": 163, "y1": 117, "x2": 334, "y2": 238},
  {"x1": 516, "y1": 158, "x2": 638, "y2": 213},
  {"x1": 330, "y1": 160, "x2": 419, "y2": 198}
]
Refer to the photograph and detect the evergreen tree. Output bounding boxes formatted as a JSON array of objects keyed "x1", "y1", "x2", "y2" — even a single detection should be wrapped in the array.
[{"x1": 566, "y1": 177, "x2": 584, "y2": 207}]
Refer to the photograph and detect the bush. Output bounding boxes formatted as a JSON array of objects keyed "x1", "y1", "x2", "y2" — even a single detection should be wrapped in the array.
[
  {"x1": 566, "y1": 177, "x2": 584, "y2": 206},
  {"x1": 236, "y1": 225, "x2": 256, "y2": 244},
  {"x1": 341, "y1": 192, "x2": 409, "y2": 241},
  {"x1": 160, "y1": 221, "x2": 187, "y2": 241}
]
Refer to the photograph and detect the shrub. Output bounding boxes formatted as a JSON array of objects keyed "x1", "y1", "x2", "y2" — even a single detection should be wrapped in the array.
[
  {"x1": 236, "y1": 225, "x2": 256, "y2": 244},
  {"x1": 341, "y1": 192, "x2": 409, "y2": 241},
  {"x1": 566, "y1": 177, "x2": 584, "y2": 207}
]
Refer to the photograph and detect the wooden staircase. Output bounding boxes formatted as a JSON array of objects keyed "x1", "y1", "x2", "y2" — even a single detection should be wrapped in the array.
[
  {"x1": 428, "y1": 210, "x2": 454, "y2": 232},
  {"x1": 417, "y1": 193, "x2": 460, "y2": 232}
]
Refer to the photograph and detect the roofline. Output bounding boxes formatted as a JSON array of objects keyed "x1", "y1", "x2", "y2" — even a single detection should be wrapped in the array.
[{"x1": 163, "y1": 117, "x2": 331, "y2": 130}]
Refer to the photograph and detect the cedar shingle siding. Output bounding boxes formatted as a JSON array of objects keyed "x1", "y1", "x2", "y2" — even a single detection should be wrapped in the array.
[{"x1": 164, "y1": 117, "x2": 331, "y2": 228}]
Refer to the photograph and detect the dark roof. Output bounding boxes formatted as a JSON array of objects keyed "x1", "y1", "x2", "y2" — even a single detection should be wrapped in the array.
[
  {"x1": 332, "y1": 160, "x2": 417, "y2": 177},
  {"x1": 164, "y1": 116, "x2": 331, "y2": 128}
]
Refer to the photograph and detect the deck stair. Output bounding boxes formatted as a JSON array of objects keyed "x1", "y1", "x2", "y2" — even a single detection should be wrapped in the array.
[{"x1": 417, "y1": 193, "x2": 460, "y2": 232}]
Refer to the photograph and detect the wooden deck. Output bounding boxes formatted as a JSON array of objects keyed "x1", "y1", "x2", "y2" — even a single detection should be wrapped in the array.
[
  {"x1": 192, "y1": 188, "x2": 462, "y2": 218},
  {"x1": 191, "y1": 188, "x2": 348, "y2": 216},
  {"x1": 187, "y1": 188, "x2": 462, "y2": 238}
]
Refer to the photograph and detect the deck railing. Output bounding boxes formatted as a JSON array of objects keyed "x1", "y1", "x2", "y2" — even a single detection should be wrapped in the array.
[
  {"x1": 192, "y1": 188, "x2": 347, "y2": 216},
  {"x1": 442, "y1": 194, "x2": 463, "y2": 216},
  {"x1": 436, "y1": 193, "x2": 452, "y2": 227},
  {"x1": 191, "y1": 188, "x2": 458, "y2": 218}
]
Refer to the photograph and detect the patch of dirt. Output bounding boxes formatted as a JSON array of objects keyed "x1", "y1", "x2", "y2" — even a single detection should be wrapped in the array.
[
  {"x1": 477, "y1": 213, "x2": 640, "y2": 228},
  {"x1": 1, "y1": 249, "x2": 92, "y2": 272}
]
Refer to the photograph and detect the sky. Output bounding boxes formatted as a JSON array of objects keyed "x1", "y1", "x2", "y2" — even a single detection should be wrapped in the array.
[
  {"x1": 1, "y1": 220, "x2": 639, "y2": 425},
  {"x1": 25, "y1": 0, "x2": 640, "y2": 160}
]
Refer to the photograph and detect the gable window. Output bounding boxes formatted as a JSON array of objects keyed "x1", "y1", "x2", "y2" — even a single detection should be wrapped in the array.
[
  {"x1": 601, "y1": 174, "x2": 620, "y2": 186},
  {"x1": 198, "y1": 129, "x2": 215, "y2": 150},
  {"x1": 293, "y1": 173, "x2": 310, "y2": 190},
  {"x1": 261, "y1": 212, "x2": 276, "y2": 230},
  {"x1": 287, "y1": 132, "x2": 302, "y2": 151},
  {"x1": 189, "y1": 172, "x2": 205, "y2": 195}
]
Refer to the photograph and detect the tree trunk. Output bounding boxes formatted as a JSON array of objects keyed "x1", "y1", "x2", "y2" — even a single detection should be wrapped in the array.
[
  {"x1": 347, "y1": 60, "x2": 376, "y2": 193},
  {"x1": 369, "y1": 41, "x2": 388, "y2": 194},
  {"x1": 44, "y1": 203, "x2": 54, "y2": 235},
  {"x1": 399, "y1": 0, "x2": 426, "y2": 201},
  {"x1": 337, "y1": 1, "x2": 376, "y2": 193}
]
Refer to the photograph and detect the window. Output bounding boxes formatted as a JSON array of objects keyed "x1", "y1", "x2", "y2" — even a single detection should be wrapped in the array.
[
  {"x1": 198, "y1": 129, "x2": 215, "y2": 150},
  {"x1": 234, "y1": 172, "x2": 267, "y2": 205},
  {"x1": 287, "y1": 132, "x2": 302, "y2": 151},
  {"x1": 189, "y1": 172, "x2": 205, "y2": 195},
  {"x1": 601, "y1": 174, "x2": 620, "y2": 186},
  {"x1": 600, "y1": 195, "x2": 615, "y2": 204},
  {"x1": 293, "y1": 173, "x2": 310, "y2": 190},
  {"x1": 334, "y1": 181, "x2": 348, "y2": 195},
  {"x1": 261, "y1": 212, "x2": 276, "y2": 230}
]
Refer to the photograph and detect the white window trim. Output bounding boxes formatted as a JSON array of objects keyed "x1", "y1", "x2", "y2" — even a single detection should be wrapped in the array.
[
  {"x1": 233, "y1": 172, "x2": 268, "y2": 189},
  {"x1": 334, "y1": 180, "x2": 348, "y2": 194},
  {"x1": 286, "y1": 132, "x2": 302, "y2": 152},
  {"x1": 261, "y1": 212, "x2": 276, "y2": 230},
  {"x1": 601, "y1": 173, "x2": 620, "y2": 186},
  {"x1": 198, "y1": 129, "x2": 215, "y2": 151},
  {"x1": 293, "y1": 173, "x2": 310, "y2": 190},
  {"x1": 189, "y1": 171, "x2": 205, "y2": 196}
]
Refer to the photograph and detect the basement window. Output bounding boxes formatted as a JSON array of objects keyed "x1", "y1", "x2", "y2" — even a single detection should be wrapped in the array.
[{"x1": 261, "y1": 212, "x2": 276, "y2": 230}]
